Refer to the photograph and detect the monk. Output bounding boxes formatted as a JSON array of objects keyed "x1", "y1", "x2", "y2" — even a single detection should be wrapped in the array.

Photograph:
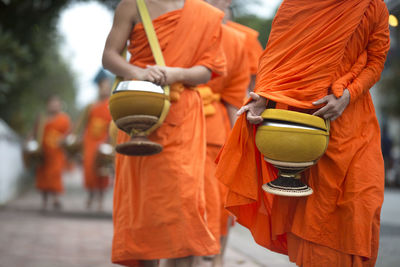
[
  {"x1": 200, "y1": 0, "x2": 250, "y2": 265},
  {"x1": 83, "y1": 70, "x2": 112, "y2": 211},
  {"x1": 36, "y1": 95, "x2": 70, "y2": 210},
  {"x1": 216, "y1": 0, "x2": 390, "y2": 266},
  {"x1": 102, "y1": 0, "x2": 226, "y2": 266},
  {"x1": 225, "y1": 12, "x2": 263, "y2": 92}
]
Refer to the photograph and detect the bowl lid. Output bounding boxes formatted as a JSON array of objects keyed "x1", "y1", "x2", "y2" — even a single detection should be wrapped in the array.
[
  {"x1": 261, "y1": 109, "x2": 327, "y2": 131},
  {"x1": 113, "y1": 81, "x2": 164, "y2": 94}
]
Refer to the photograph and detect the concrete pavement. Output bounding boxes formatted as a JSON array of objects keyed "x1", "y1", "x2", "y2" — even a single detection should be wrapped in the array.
[{"x1": 1, "y1": 167, "x2": 399, "y2": 267}]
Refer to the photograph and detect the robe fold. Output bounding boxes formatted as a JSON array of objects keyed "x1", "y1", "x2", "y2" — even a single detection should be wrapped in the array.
[
  {"x1": 36, "y1": 113, "x2": 70, "y2": 193},
  {"x1": 203, "y1": 24, "x2": 250, "y2": 240},
  {"x1": 216, "y1": 0, "x2": 390, "y2": 266},
  {"x1": 83, "y1": 99, "x2": 112, "y2": 190},
  {"x1": 226, "y1": 21, "x2": 264, "y2": 75},
  {"x1": 112, "y1": 0, "x2": 225, "y2": 264}
]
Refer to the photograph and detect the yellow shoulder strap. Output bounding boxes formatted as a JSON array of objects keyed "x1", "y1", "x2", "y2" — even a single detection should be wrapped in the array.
[
  {"x1": 136, "y1": 0, "x2": 170, "y2": 97},
  {"x1": 136, "y1": 0, "x2": 170, "y2": 134}
]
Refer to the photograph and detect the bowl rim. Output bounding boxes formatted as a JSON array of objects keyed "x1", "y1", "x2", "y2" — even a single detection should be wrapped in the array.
[{"x1": 113, "y1": 81, "x2": 164, "y2": 94}]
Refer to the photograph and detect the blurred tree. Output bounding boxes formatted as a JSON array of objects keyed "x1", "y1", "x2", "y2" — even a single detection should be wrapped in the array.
[
  {"x1": 234, "y1": 15, "x2": 272, "y2": 48},
  {"x1": 0, "y1": 0, "x2": 77, "y2": 135}
]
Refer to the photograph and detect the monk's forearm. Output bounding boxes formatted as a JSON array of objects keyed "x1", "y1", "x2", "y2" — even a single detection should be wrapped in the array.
[
  {"x1": 176, "y1": 66, "x2": 212, "y2": 86},
  {"x1": 224, "y1": 102, "x2": 239, "y2": 127},
  {"x1": 102, "y1": 50, "x2": 145, "y2": 81},
  {"x1": 347, "y1": 65, "x2": 382, "y2": 103}
]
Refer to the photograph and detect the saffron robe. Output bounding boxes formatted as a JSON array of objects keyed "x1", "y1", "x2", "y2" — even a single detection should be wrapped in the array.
[
  {"x1": 204, "y1": 24, "x2": 250, "y2": 239},
  {"x1": 226, "y1": 21, "x2": 264, "y2": 75},
  {"x1": 216, "y1": 0, "x2": 390, "y2": 266},
  {"x1": 36, "y1": 113, "x2": 70, "y2": 193},
  {"x1": 83, "y1": 99, "x2": 112, "y2": 190},
  {"x1": 112, "y1": 0, "x2": 226, "y2": 264}
]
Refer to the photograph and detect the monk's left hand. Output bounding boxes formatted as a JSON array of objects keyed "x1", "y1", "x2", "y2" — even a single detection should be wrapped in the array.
[{"x1": 312, "y1": 89, "x2": 350, "y2": 121}]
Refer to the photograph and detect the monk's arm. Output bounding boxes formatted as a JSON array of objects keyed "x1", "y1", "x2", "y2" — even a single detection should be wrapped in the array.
[
  {"x1": 224, "y1": 102, "x2": 239, "y2": 127},
  {"x1": 102, "y1": 0, "x2": 167, "y2": 84},
  {"x1": 347, "y1": 5, "x2": 390, "y2": 103},
  {"x1": 165, "y1": 66, "x2": 212, "y2": 86}
]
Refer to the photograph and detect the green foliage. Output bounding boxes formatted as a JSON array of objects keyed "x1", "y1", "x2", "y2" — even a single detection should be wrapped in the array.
[{"x1": 234, "y1": 15, "x2": 273, "y2": 48}]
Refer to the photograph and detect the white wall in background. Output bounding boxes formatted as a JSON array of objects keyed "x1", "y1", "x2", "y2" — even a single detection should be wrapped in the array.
[{"x1": 0, "y1": 120, "x2": 25, "y2": 205}]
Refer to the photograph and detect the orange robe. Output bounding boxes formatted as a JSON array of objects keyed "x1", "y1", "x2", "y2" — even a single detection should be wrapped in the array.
[
  {"x1": 226, "y1": 21, "x2": 264, "y2": 75},
  {"x1": 36, "y1": 112, "x2": 70, "y2": 193},
  {"x1": 83, "y1": 99, "x2": 112, "y2": 190},
  {"x1": 203, "y1": 24, "x2": 250, "y2": 240},
  {"x1": 216, "y1": 0, "x2": 390, "y2": 266},
  {"x1": 112, "y1": 0, "x2": 226, "y2": 264}
]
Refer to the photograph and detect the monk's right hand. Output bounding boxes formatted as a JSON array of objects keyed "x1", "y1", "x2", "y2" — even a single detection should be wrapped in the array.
[
  {"x1": 137, "y1": 65, "x2": 167, "y2": 85},
  {"x1": 237, "y1": 92, "x2": 267, "y2": 124}
]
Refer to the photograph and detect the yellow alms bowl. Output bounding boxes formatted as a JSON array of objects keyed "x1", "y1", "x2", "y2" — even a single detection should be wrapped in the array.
[
  {"x1": 109, "y1": 81, "x2": 168, "y2": 122},
  {"x1": 255, "y1": 109, "x2": 329, "y2": 163}
]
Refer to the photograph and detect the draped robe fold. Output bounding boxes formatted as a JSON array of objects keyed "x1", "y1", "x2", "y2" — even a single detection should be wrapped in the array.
[
  {"x1": 215, "y1": 0, "x2": 390, "y2": 265},
  {"x1": 112, "y1": 0, "x2": 226, "y2": 264}
]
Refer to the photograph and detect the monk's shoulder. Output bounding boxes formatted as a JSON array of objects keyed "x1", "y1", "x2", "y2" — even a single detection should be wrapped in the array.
[
  {"x1": 227, "y1": 21, "x2": 259, "y2": 39},
  {"x1": 115, "y1": 0, "x2": 139, "y2": 24},
  {"x1": 193, "y1": 0, "x2": 224, "y2": 20},
  {"x1": 222, "y1": 25, "x2": 247, "y2": 52}
]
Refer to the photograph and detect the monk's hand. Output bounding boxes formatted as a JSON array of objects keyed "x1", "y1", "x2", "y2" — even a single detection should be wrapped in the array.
[
  {"x1": 138, "y1": 65, "x2": 167, "y2": 85},
  {"x1": 237, "y1": 92, "x2": 267, "y2": 124},
  {"x1": 312, "y1": 89, "x2": 350, "y2": 121}
]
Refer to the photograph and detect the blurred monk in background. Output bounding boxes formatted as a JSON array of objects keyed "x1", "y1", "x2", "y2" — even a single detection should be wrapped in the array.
[
  {"x1": 36, "y1": 95, "x2": 70, "y2": 210},
  {"x1": 102, "y1": 0, "x2": 226, "y2": 266},
  {"x1": 201, "y1": 0, "x2": 250, "y2": 265},
  {"x1": 216, "y1": 0, "x2": 390, "y2": 266},
  {"x1": 83, "y1": 70, "x2": 112, "y2": 211},
  {"x1": 225, "y1": 4, "x2": 263, "y2": 93}
]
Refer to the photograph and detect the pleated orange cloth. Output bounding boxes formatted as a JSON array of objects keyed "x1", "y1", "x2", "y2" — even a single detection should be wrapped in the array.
[
  {"x1": 216, "y1": 0, "x2": 390, "y2": 266},
  {"x1": 203, "y1": 24, "x2": 250, "y2": 240},
  {"x1": 226, "y1": 21, "x2": 264, "y2": 75},
  {"x1": 112, "y1": 0, "x2": 226, "y2": 265},
  {"x1": 83, "y1": 99, "x2": 112, "y2": 190},
  {"x1": 36, "y1": 113, "x2": 70, "y2": 193}
]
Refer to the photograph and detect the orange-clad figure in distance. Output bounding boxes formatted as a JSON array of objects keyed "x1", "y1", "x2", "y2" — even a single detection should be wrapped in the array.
[
  {"x1": 201, "y1": 0, "x2": 250, "y2": 266},
  {"x1": 36, "y1": 95, "x2": 70, "y2": 210},
  {"x1": 225, "y1": 8, "x2": 263, "y2": 93},
  {"x1": 216, "y1": 0, "x2": 390, "y2": 266},
  {"x1": 102, "y1": 0, "x2": 226, "y2": 266},
  {"x1": 83, "y1": 70, "x2": 112, "y2": 211}
]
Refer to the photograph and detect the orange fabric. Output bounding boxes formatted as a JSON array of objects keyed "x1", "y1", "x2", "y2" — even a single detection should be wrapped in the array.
[
  {"x1": 83, "y1": 99, "x2": 112, "y2": 190},
  {"x1": 203, "y1": 25, "x2": 250, "y2": 240},
  {"x1": 112, "y1": 0, "x2": 225, "y2": 265},
  {"x1": 36, "y1": 113, "x2": 70, "y2": 193},
  {"x1": 216, "y1": 0, "x2": 389, "y2": 266},
  {"x1": 226, "y1": 21, "x2": 264, "y2": 75}
]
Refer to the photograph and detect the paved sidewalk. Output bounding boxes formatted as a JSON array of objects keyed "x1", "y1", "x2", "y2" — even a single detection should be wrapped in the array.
[
  {"x1": 1, "y1": 167, "x2": 399, "y2": 267},
  {"x1": 0, "y1": 168, "x2": 291, "y2": 267}
]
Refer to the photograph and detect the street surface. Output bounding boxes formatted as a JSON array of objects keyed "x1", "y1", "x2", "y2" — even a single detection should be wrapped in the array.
[{"x1": 0, "y1": 167, "x2": 399, "y2": 266}]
